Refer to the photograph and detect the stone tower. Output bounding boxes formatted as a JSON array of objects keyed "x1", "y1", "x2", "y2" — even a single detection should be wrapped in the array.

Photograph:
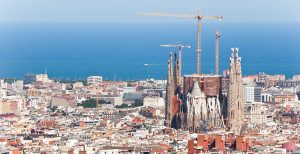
[
  {"x1": 174, "y1": 53, "x2": 181, "y2": 89},
  {"x1": 165, "y1": 51, "x2": 186, "y2": 129},
  {"x1": 227, "y1": 48, "x2": 245, "y2": 134},
  {"x1": 166, "y1": 53, "x2": 175, "y2": 127}
]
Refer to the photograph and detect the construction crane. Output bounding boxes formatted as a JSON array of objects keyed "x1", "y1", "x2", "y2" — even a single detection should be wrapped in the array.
[
  {"x1": 161, "y1": 43, "x2": 190, "y2": 86},
  {"x1": 161, "y1": 43, "x2": 191, "y2": 76},
  {"x1": 215, "y1": 29, "x2": 221, "y2": 75},
  {"x1": 138, "y1": 9, "x2": 222, "y2": 74}
]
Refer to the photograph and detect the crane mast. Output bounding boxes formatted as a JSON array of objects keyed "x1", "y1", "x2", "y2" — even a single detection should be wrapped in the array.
[
  {"x1": 197, "y1": 17, "x2": 201, "y2": 74},
  {"x1": 216, "y1": 29, "x2": 221, "y2": 75}
]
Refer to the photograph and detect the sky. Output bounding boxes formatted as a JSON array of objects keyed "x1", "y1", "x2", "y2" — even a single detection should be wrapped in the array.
[{"x1": 0, "y1": 0, "x2": 299, "y2": 23}]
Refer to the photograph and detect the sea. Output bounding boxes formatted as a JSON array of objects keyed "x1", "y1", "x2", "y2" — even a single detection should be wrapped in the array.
[{"x1": 0, "y1": 21, "x2": 299, "y2": 80}]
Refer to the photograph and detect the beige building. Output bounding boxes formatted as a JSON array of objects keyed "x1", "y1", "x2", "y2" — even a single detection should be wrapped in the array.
[
  {"x1": 51, "y1": 96, "x2": 73, "y2": 107},
  {"x1": 245, "y1": 102, "x2": 268, "y2": 125},
  {"x1": 36, "y1": 74, "x2": 51, "y2": 83},
  {"x1": 292, "y1": 75, "x2": 300, "y2": 81},
  {"x1": 73, "y1": 82, "x2": 84, "y2": 89},
  {"x1": 273, "y1": 94, "x2": 296, "y2": 103},
  {"x1": 143, "y1": 96, "x2": 164, "y2": 108}
]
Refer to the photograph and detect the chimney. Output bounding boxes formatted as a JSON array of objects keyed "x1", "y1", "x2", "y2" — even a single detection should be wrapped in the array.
[
  {"x1": 188, "y1": 139, "x2": 195, "y2": 154},
  {"x1": 215, "y1": 135, "x2": 225, "y2": 151},
  {"x1": 68, "y1": 149, "x2": 74, "y2": 154},
  {"x1": 236, "y1": 136, "x2": 247, "y2": 151},
  {"x1": 197, "y1": 134, "x2": 209, "y2": 151}
]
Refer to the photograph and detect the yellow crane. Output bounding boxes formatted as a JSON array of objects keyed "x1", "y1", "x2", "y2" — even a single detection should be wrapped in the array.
[{"x1": 138, "y1": 9, "x2": 222, "y2": 74}]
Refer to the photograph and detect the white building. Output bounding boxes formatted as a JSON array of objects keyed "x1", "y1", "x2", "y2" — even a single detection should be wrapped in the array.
[
  {"x1": 293, "y1": 75, "x2": 300, "y2": 81},
  {"x1": 143, "y1": 96, "x2": 164, "y2": 108},
  {"x1": 244, "y1": 85, "x2": 255, "y2": 102},
  {"x1": 12, "y1": 80, "x2": 24, "y2": 92},
  {"x1": 244, "y1": 83, "x2": 262, "y2": 103},
  {"x1": 36, "y1": 74, "x2": 51, "y2": 83},
  {"x1": 245, "y1": 102, "x2": 268, "y2": 125},
  {"x1": 124, "y1": 86, "x2": 136, "y2": 93},
  {"x1": 87, "y1": 76, "x2": 103, "y2": 85},
  {"x1": 0, "y1": 89, "x2": 7, "y2": 98},
  {"x1": 0, "y1": 79, "x2": 4, "y2": 88},
  {"x1": 73, "y1": 82, "x2": 84, "y2": 89},
  {"x1": 28, "y1": 97, "x2": 39, "y2": 108},
  {"x1": 261, "y1": 93, "x2": 273, "y2": 102},
  {"x1": 98, "y1": 149, "x2": 119, "y2": 154},
  {"x1": 0, "y1": 80, "x2": 8, "y2": 89},
  {"x1": 100, "y1": 96, "x2": 123, "y2": 106}
]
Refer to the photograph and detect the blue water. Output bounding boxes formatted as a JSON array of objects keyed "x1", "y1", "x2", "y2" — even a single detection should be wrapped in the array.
[{"x1": 0, "y1": 22, "x2": 299, "y2": 80}]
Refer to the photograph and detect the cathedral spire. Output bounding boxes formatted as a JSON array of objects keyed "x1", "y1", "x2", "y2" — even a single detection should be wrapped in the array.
[
  {"x1": 227, "y1": 48, "x2": 245, "y2": 134},
  {"x1": 191, "y1": 81, "x2": 201, "y2": 97},
  {"x1": 235, "y1": 48, "x2": 239, "y2": 58},
  {"x1": 231, "y1": 48, "x2": 235, "y2": 58},
  {"x1": 166, "y1": 52, "x2": 175, "y2": 127}
]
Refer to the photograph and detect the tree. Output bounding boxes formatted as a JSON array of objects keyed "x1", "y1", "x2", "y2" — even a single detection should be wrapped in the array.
[
  {"x1": 116, "y1": 99, "x2": 143, "y2": 108},
  {"x1": 78, "y1": 99, "x2": 111, "y2": 108},
  {"x1": 116, "y1": 104, "x2": 129, "y2": 108},
  {"x1": 78, "y1": 99, "x2": 96, "y2": 108},
  {"x1": 132, "y1": 99, "x2": 143, "y2": 107}
]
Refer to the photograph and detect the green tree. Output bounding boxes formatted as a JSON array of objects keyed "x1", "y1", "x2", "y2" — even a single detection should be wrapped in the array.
[
  {"x1": 78, "y1": 99, "x2": 111, "y2": 108},
  {"x1": 132, "y1": 99, "x2": 143, "y2": 107},
  {"x1": 78, "y1": 99, "x2": 96, "y2": 108},
  {"x1": 116, "y1": 99, "x2": 143, "y2": 108}
]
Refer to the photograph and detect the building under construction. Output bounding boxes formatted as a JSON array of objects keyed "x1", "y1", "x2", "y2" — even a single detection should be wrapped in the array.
[
  {"x1": 165, "y1": 51, "x2": 236, "y2": 133},
  {"x1": 164, "y1": 47, "x2": 229, "y2": 132},
  {"x1": 164, "y1": 28, "x2": 228, "y2": 133},
  {"x1": 143, "y1": 9, "x2": 244, "y2": 133}
]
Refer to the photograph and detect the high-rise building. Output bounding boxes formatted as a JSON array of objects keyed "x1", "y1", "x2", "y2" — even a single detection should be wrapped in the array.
[
  {"x1": 24, "y1": 73, "x2": 37, "y2": 84},
  {"x1": 87, "y1": 76, "x2": 103, "y2": 85},
  {"x1": 244, "y1": 83, "x2": 262, "y2": 103},
  {"x1": 227, "y1": 48, "x2": 245, "y2": 134},
  {"x1": 36, "y1": 74, "x2": 51, "y2": 83},
  {"x1": 25, "y1": 73, "x2": 51, "y2": 84}
]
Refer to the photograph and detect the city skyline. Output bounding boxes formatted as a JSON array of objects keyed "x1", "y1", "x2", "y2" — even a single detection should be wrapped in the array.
[{"x1": 0, "y1": 1, "x2": 300, "y2": 153}]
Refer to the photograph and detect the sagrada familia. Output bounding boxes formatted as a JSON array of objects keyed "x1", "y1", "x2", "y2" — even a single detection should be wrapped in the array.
[{"x1": 165, "y1": 48, "x2": 245, "y2": 134}]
